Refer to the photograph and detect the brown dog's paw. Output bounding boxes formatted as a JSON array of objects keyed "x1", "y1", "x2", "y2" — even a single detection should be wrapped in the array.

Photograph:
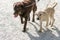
[{"x1": 22, "y1": 30, "x2": 26, "y2": 32}]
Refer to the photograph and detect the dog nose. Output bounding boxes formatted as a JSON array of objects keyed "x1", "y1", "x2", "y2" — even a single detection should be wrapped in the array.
[{"x1": 37, "y1": 17, "x2": 39, "y2": 20}]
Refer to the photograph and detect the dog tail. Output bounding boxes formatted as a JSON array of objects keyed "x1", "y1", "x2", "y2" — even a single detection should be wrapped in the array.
[{"x1": 52, "y1": 2, "x2": 57, "y2": 8}]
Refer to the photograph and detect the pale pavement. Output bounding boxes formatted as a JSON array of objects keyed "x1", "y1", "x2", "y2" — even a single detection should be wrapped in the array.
[{"x1": 0, "y1": 0, "x2": 60, "y2": 40}]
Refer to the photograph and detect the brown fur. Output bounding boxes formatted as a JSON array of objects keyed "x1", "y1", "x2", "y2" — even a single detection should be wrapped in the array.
[{"x1": 13, "y1": 0, "x2": 39, "y2": 32}]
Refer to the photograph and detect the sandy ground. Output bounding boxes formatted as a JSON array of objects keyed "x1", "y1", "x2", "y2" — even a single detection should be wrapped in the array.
[{"x1": 0, "y1": 0, "x2": 60, "y2": 40}]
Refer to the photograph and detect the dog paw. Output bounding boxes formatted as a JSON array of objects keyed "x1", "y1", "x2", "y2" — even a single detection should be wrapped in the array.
[
  {"x1": 22, "y1": 28, "x2": 29, "y2": 32},
  {"x1": 22, "y1": 30, "x2": 26, "y2": 32},
  {"x1": 51, "y1": 27, "x2": 56, "y2": 30},
  {"x1": 38, "y1": 30, "x2": 44, "y2": 33}
]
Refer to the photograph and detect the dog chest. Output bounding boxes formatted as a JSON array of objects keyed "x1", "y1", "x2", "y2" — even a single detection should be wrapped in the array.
[{"x1": 39, "y1": 13, "x2": 48, "y2": 21}]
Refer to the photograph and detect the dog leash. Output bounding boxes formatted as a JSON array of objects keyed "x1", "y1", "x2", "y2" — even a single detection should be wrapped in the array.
[{"x1": 25, "y1": 0, "x2": 39, "y2": 8}]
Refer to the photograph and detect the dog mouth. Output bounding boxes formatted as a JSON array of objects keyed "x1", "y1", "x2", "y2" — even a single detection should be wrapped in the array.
[
  {"x1": 13, "y1": 11, "x2": 21, "y2": 17},
  {"x1": 14, "y1": 13, "x2": 18, "y2": 17}
]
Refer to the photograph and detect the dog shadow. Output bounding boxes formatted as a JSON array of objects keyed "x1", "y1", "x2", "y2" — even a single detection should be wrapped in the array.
[{"x1": 27, "y1": 22, "x2": 60, "y2": 40}]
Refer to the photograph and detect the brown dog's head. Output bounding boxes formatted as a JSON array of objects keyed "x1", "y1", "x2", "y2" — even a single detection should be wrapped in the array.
[{"x1": 13, "y1": 2, "x2": 23, "y2": 17}]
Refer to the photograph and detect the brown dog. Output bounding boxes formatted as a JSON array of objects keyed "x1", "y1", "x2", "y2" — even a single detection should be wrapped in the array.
[{"x1": 13, "y1": 0, "x2": 40, "y2": 32}]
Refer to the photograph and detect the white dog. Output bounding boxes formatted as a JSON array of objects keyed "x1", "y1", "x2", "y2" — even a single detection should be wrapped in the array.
[{"x1": 36, "y1": 2, "x2": 57, "y2": 32}]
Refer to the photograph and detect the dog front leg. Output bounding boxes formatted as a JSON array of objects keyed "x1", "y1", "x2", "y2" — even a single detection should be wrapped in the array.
[
  {"x1": 32, "y1": 4, "x2": 37, "y2": 22},
  {"x1": 40, "y1": 21, "x2": 43, "y2": 32},
  {"x1": 46, "y1": 18, "x2": 49, "y2": 28},
  {"x1": 32, "y1": 11, "x2": 35, "y2": 22},
  {"x1": 22, "y1": 17, "x2": 27, "y2": 32},
  {"x1": 49, "y1": 18, "x2": 51, "y2": 25},
  {"x1": 39, "y1": 20, "x2": 43, "y2": 32},
  {"x1": 20, "y1": 16, "x2": 23, "y2": 24},
  {"x1": 51, "y1": 17, "x2": 55, "y2": 27}
]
